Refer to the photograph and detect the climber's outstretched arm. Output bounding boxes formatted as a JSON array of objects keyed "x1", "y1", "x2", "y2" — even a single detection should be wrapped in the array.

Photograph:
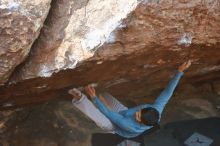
[{"x1": 153, "y1": 60, "x2": 191, "y2": 114}]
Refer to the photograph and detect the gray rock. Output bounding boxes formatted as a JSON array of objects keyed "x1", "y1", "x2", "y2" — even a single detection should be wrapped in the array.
[{"x1": 0, "y1": 0, "x2": 51, "y2": 85}]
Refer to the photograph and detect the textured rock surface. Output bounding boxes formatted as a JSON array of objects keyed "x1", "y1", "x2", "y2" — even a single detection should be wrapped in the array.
[
  {"x1": 0, "y1": 99, "x2": 100, "y2": 146},
  {"x1": 12, "y1": 0, "x2": 140, "y2": 81},
  {"x1": 0, "y1": 0, "x2": 51, "y2": 85},
  {"x1": 11, "y1": 0, "x2": 220, "y2": 81},
  {"x1": 0, "y1": 1, "x2": 220, "y2": 145},
  {"x1": 213, "y1": 81, "x2": 220, "y2": 96},
  {"x1": 0, "y1": 0, "x2": 220, "y2": 109}
]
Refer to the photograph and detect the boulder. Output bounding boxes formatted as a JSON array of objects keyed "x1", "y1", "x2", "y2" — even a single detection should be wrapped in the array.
[
  {"x1": 0, "y1": 0, "x2": 51, "y2": 85},
  {"x1": 12, "y1": 0, "x2": 140, "y2": 81},
  {"x1": 0, "y1": 0, "x2": 220, "y2": 109}
]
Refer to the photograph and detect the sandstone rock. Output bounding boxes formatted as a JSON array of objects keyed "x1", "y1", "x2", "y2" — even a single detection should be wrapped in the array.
[
  {"x1": 12, "y1": 0, "x2": 220, "y2": 82},
  {"x1": 213, "y1": 81, "x2": 220, "y2": 96},
  {"x1": 12, "y1": 0, "x2": 140, "y2": 81},
  {"x1": 0, "y1": 0, "x2": 220, "y2": 109},
  {"x1": 0, "y1": 0, "x2": 51, "y2": 85}
]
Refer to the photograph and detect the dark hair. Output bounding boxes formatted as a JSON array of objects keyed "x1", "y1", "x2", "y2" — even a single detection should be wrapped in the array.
[{"x1": 141, "y1": 107, "x2": 159, "y2": 126}]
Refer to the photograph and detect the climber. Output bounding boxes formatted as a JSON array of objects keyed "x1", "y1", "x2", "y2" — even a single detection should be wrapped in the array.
[{"x1": 68, "y1": 60, "x2": 191, "y2": 138}]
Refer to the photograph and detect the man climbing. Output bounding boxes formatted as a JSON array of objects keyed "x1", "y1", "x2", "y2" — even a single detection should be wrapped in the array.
[{"x1": 68, "y1": 61, "x2": 191, "y2": 138}]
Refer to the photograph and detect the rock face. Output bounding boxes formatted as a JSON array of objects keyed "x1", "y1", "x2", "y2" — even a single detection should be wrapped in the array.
[
  {"x1": 213, "y1": 81, "x2": 220, "y2": 96},
  {"x1": 0, "y1": 0, "x2": 220, "y2": 109},
  {"x1": 11, "y1": 0, "x2": 220, "y2": 82},
  {"x1": 12, "y1": 0, "x2": 140, "y2": 81},
  {"x1": 0, "y1": 0, "x2": 51, "y2": 85}
]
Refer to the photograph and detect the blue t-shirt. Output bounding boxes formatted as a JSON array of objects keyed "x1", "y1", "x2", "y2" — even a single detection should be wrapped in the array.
[{"x1": 93, "y1": 71, "x2": 184, "y2": 138}]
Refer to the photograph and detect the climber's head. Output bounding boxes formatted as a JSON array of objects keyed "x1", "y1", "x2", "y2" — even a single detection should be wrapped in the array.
[{"x1": 135, "y1": 107, "x2": 159, "y2": 126}]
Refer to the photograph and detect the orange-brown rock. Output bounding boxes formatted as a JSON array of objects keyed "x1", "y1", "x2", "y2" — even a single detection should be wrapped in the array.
[{"x1": 0, "y1": 0, "x2": 220, "y2": 109}]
